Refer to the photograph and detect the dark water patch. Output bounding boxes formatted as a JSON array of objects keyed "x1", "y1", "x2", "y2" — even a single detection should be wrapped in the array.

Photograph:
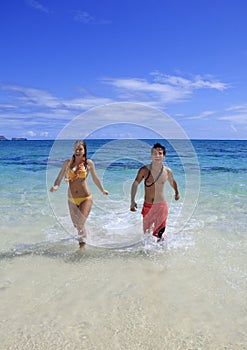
[
  {"x1": 106, "y1": 160, "x2": 144, "y2": 169},
  {"x1": 201, "y1": 166, "x2": 247, "y2": 173},
  {"x1": 47, "y1": 158, "x2": 66, "y2": 165},
  {"x1": 1, "y1": 157, "x2": 48, "y2": 165},
  {"x1": 200, "y1": 153, "x2": 247, "y2": 160}
]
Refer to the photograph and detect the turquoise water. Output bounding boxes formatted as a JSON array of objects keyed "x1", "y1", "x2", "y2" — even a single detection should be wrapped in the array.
[{"x1": 0, "y1": 139, "x2": 246, "y2": 349}]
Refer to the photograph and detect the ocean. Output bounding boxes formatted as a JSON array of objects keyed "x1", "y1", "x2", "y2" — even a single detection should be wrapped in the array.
[{"x1": 0, "y1": 139, "x2": 246, "y2": 349}]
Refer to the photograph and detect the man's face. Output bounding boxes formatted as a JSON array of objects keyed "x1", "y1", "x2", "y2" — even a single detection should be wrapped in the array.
[{"x1": 151, "y1": 148, "x2": 165, "y2": 162}]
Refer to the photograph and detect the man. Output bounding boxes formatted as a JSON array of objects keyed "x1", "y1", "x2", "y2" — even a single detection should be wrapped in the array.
[{"x1": 130, "y1": 143, "x2": 179, "y2": 241}]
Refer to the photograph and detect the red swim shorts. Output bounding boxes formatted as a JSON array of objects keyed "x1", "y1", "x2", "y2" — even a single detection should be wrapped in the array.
[{"x1": 141, "y1": 201, "x2": 168, "y2": 237}]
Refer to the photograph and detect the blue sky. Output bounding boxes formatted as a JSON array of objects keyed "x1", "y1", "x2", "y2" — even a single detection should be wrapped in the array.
[{"x1": 1, "y1": 0, "x2": 247, "y2": 140}]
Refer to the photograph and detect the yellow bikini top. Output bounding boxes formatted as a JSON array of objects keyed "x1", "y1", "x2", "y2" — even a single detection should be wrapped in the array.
[{"x1": 65, "y1": 163, "x2": 88, "y2": 182}]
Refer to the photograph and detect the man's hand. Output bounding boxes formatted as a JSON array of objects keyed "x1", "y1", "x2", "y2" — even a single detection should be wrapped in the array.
[
  {"x1": 175, "y1": 192, "x2": 180, "y2": 201},
  {"x1": 130, "y1": 202, "x2": 138, "y2": 212}
]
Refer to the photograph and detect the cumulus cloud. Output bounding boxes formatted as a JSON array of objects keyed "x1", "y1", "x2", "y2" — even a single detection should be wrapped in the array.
[
  {"x1": 26, "y1": 131, "x2": 37, "y2": 137},
  {"x1": 40, "y1": 131, "x2": 49, "y2": 137}
]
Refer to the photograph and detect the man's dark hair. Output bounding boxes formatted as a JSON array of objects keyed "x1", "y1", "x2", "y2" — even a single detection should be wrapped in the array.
[{"x1": 152, "y1": 143, "x2": 166, "y2": 155}]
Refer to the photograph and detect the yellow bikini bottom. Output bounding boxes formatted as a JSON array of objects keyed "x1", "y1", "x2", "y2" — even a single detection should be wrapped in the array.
[{"x1": 68, "y1": 195, "x2": 92, "y2": 206}]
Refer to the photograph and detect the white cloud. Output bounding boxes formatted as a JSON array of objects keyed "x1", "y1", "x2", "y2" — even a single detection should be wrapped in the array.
[
  {"x1": 74, "y1": 11, "x2": 94, "y2": 23},
  {"x1": 219, "y1": 104, "x2": 247, "y2": 124},
  {"x1": 26, "y1": 131, "x2": 37, "y2": 137},
  {"x1": 101, "y1": 72, "x2": 229, "y2": 106},
  {"x1": 151, "y1": 72, "x2": 229, "y2": 91},
  {"x1": 0, "y1": 83, "x2": 112, "y2": 117},
  {"x1": 40, "y1": 131, "x2": 49, "y2": 137},
  {"x1": 0, "y1": 83, "x2": 115, "y2": 138},
  {"x1": 0, "y1": 73, "x2": 238, "y2": 139},
  {"x1": 102, "y1": 77, "x2": 191, "y2": 104},
  {"x1": 26, "y1": 0, "x2": 49, "y2": 13},
  {"x1": 0, "y1": 103, "x2": 16, "y2": 109},
  {"x1": 225, "y1": 103, "x2": 247, "y2": 112},
  {"x1": 1, "y1": 72, "x2": 228, "y2": 119},
  {"x1": 186, "y1": 110, "x2": 217, "y2": 120},
  {"x1": 219, "y1": 113, "x2": 247, "y2": 124},
  {"x1": 180, "y1": 103, "x2": 247, "y2": 127},
  {"x1": 73, "y1": 11, "x2": 110, "y2": 24}
]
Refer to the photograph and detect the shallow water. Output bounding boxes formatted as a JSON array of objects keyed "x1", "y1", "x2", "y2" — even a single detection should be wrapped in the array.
[{"x1": 0, "y1": 139, "x2": 246, "y2": 349}]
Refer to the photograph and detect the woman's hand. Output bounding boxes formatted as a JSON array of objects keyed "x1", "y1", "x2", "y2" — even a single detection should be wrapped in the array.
[{"x1": 50, "y1": 185, "x2": 59, "y2": 192}]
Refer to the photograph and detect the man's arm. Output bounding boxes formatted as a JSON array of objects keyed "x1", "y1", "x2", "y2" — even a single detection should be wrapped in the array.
[
  {"x1": 130, "y1": 167, "x2": 145, "y2": 211},
  {"x1": 130, "y1": 180, "x2": 139, "y2": 211},
  {"x1": 167, "y1": 168, "x2": 179, "y2": 201}
]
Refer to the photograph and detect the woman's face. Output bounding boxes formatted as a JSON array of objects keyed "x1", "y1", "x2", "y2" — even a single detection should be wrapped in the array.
[{"x1": 74, "y1": 144, "x2": 85, "y2": 158}]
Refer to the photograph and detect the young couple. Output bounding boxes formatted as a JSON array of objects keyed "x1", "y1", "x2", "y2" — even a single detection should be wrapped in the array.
[{"x1": 50, "y1": 140, "x2": 179, "y2": 247}]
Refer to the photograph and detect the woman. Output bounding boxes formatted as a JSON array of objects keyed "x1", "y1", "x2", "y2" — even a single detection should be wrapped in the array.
[{"x1": 50, "y1": 140, "x2": 108, "y2": 247}]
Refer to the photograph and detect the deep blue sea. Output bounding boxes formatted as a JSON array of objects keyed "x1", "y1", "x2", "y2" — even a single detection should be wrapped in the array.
[{"x1": 0, "y1": 139, "x2": 246, "y2": 349}]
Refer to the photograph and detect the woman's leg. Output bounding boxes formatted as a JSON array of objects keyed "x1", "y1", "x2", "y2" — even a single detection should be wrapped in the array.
[
  {"x1": 68, "y1": 198, "x2": 93, "y2": 247},
  {"x1": 77, "y1": 198, "x2": 93, "y2": 246}
]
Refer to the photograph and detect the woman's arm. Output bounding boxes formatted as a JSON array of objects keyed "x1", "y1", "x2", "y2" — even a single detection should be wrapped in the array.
[
  {"x1": 88, "y1": 160, "x2": 108, "y2": 195},
  {"x1": 50, "y1": 160, "x2": 68, "y2": 192}
]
